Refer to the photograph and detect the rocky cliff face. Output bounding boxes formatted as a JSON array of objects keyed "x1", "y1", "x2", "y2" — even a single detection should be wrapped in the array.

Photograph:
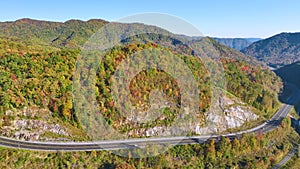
[
  {"x1": 195, "y1": 95, "x2": 258, "y2": 134},
  {"x1": 126, "y1": 95, "x2": 258, "y2": 137},
  {"x1": 1, "y1": 107, "x2": 70, "y2": 141}
]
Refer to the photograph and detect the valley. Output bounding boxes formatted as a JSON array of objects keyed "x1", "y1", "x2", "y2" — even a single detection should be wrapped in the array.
[{"x1": 0, "y1": 16, "x2": 299, "y2": 168}]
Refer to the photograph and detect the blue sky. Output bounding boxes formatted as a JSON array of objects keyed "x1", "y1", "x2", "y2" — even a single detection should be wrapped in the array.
[{"x1": 1, "y1": 0, "x2": 299, "y2": 38}]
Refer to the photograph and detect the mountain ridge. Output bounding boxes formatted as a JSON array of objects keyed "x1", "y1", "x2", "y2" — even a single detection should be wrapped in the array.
[
  {"x1": 0, "y1": 18, "x2": 108, "y2": 48},
  {"x1": 0, "y1": 18, "x2": 263, "y2": 51},
  {"x1": 0, "y1": 17, "x2": 288, "y2": 168},
  {"x1": 242, "y1": 32, "x2": 300, "y2": 67}
]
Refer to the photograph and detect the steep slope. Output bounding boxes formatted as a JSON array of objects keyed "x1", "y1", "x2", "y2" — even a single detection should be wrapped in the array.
[
  {"x1": 275, "y1": 62, "x2": 300, "y2": 87},
  {"x1": 0, "y1": 37, "x2": 282, "y2": 138},
  {"x1": 191, "y1": 37, "x2": 262, "y2": 65},
  {"x1": 0, "y1": 38, "x2": 294, "y2": 169},
  {"x1": 0, "y1": 19, "x2": 282, "y2": 139},
  {"x1": 242, "y1": 32, "x2": 300, "y2": 67},
  {"x1": 213, "y1": 38, "x2": 261, "y2": 50},
  {"x1": 0, "y1": 18, "x2": 294, "y2": 169},
  {"x1": 122, "y1": 34, "x2": 261, "y2": 65}
]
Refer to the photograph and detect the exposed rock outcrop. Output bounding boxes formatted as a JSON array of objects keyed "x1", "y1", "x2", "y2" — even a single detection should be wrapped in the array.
[{"x1": 1, "y1": 107, "x2": 69, "y2": 141}]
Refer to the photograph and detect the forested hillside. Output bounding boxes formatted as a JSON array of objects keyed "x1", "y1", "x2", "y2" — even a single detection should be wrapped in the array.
[
  {"x1": 0, "y1": 18, "x2": 107, "y2": 48},
  {"x1": 0, "y1": 18, "x2": 292, "y2": 169},
  {"x1": 0, "y1": 34, "x2": 281, "y2": 137},
  {"x1": 242, "y1": 32, "x2": 300, "y2": 67}
]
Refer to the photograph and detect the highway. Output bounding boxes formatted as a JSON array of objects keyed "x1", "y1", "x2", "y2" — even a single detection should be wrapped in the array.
[
  {"x1": 272, "y1": 146, "x2": 298, "y2": 169},
  {"x1": 271, "y1": 83, "x2": 300, "y2": 169},
  {"x1": 0, "y1": 85, "x2": 298, "y2": 152}
]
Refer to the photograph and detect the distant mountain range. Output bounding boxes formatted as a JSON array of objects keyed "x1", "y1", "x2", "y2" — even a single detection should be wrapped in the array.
[
  {"x1": 5, "y1": 18, "x2": 300, "y2": 68},
  {"x1": 0, "y1": 18, "x2": 263, "y2": 51},
  {"x1": 242, "y1": 32, "x2": 300, "y2": 67},
  {"x1": 0, "y1": 18, "x2": 259, "y2": 64},
  {"x1": 213, "y1": 38, "x2": 262, "y2": 50}
]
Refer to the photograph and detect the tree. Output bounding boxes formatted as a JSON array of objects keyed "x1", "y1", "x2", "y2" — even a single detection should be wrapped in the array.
[{"x1": 205, "y1": 139, "x2": 216, "y2": 165}]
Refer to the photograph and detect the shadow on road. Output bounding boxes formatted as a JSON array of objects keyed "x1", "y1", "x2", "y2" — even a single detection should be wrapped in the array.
[
  {"x1": 277, "y1": 80, "x2": 300, "y2": 116},
  {"x1": 275, "y1": 66, "x2": 300, "y2": 113}
]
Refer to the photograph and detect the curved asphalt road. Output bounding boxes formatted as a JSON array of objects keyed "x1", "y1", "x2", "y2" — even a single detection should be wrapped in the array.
[
  {"x1": 0, "y1": 85, "x2": 298, "y2": 152},
  {"x1": 272, "y1": 146, "x2": 298, "y2": 169},
  {"x1": 271, "y1": 83, "x2": 300, "y2": 169}
]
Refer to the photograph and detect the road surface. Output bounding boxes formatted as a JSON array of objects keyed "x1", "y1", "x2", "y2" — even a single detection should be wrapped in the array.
[
  {"x1": 272, "y1": 146, "x2": 298, "y2": 169},
  {"x1": 0, "y1": 84, "x2": 298, "y2": 152}
]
